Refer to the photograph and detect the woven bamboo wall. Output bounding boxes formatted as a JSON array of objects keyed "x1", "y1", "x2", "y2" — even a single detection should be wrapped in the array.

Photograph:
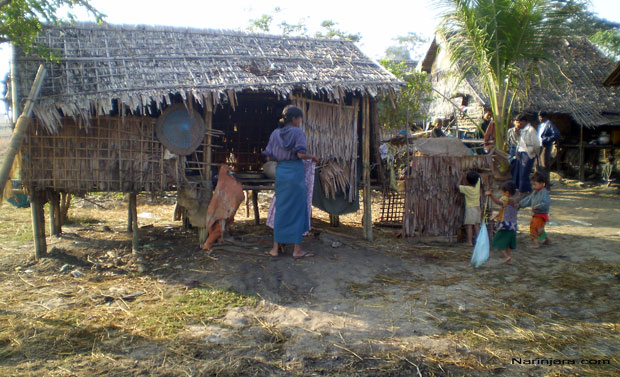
[
  {"x1": 403, "y1": 155, "x2": 493, "y2": 240},
  {"x1": 20, "y1": 116, "x2": 199, "y2": 192}
]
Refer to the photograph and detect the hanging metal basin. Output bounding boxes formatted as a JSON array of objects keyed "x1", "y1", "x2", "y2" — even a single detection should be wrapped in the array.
[{"x1": 155, "y1": 104, "x2": 206, "y2": 155}]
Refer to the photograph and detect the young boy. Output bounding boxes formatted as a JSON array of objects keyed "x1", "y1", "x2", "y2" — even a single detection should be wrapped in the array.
[
  {"x1": 517, "y1": 172, "x2": 551, "y2": 248},
  {"x1": 486, "y1": 181, "x2": 518, "y2": 264},
  {"x1": 458, "y1": 171, "x2": 481, "y2": 246}
]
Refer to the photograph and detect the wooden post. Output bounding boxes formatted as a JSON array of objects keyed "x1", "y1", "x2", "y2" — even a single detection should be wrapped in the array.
[
  {"x1": 362, "y1": 97, "x2": 373, "y2": 241},
  {"x1": 330, "y1": 214, "x2": 340, "y2": 227},
  {"x1": 371, "y1": 101, "x2": 386, "y2": 189},
  {"x1": 129, "y1": 192, "x2": 139, "y2": 254},
  {"x1": 252, "y1": 190, "x2": 259, "y2": 225},
  {"x1": 60, "y1": 192, "x2": 71, "y2": 225},
  {"x1": 48, "y1": 190, "x2": 61, "y2": 236},
  {"x1": 127, "y1": 194, "x2": 133, "y2": 233},
  {"x1": 579, "y1": 124, "x2": 585, "y2": 182},
  {"x1": 30, "y1": 191, "x2": 47, "y2": 259}
]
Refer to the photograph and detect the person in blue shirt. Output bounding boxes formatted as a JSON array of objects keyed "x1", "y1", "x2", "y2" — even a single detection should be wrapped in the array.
[{"x1": 536, "y1": 112, "x2": 560, "y2": 185}]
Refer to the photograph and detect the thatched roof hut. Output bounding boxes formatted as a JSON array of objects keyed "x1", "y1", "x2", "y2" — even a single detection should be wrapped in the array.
[
  {"x1": 11, "y1": 22, "x2": 402, "y2": 256},
  {"x1": 14, "y1": 23, "x2": 401, "y2": 132},
  {"x1": 420, "y1": 36, "x2": 620, "y2": 128},
  {"x1": 420, "y1": 35, "x2": 620, "y2": 180}
]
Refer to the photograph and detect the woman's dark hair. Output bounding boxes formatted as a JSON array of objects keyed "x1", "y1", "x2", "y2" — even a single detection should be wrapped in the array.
[
  {"x1": 500, "y1": 181, "x2": 517, "y2": 195},
  {"x1": 515, "y1": 113, "x2": 529, "y2": 122},
  {"x1": 531, "y1": 171, "x2": 548, "y2": 187},
  {"x1": 538, "y1": 111, "x2": 548, "y2": 118},
  {"x1": 278, "y1": 105, "x2": 303, "y2": 128},
  {"x1": 466, "y1": 171, "x2": 480, "y2": 186}
]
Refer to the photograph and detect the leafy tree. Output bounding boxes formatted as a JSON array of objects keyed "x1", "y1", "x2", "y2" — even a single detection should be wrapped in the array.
[
  {"x1": 437, "y1": 0, "x2": 570, "y2": 155},
  {"x1": 376, "y1": 60, "x2": 432, "y2": 130},
  {"x1": 590, "y1": 29, "x2": 620, "y2": 59},
  {"x1": 0, "y1": 0, "x2": 104, "y2": 52},
  {"x1": 558, "y1": 0, "x2": 620, "y2": 59},
  {"x1": 314, "y1": 20, "x2": 360, "y2": 42},
  {"x1": 385, "y1": 32, "x2": 428, "y2": 60},
  {"x1": 247, "y1": 14, "x2": 274, "y2": 33}
]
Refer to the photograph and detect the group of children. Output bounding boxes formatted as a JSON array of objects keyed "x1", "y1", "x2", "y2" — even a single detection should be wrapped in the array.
[{"x1": 458, "y1": 171, "x2": 551, "y2": 264}]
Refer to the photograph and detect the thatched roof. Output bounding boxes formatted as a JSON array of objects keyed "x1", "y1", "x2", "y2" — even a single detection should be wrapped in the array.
[
  {"x1": 423, "y1": 36, "x2": 620, "y2": 127},
  {"x1": 604, "y1": 62, "x2": 620, "y2": 87},
  {"x1": 13, "y1": 23, "x2": 402, "y2": 133}
]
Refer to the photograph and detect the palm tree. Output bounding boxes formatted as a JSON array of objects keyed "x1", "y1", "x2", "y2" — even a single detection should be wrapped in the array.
[{"x1": 437, "y1": 0, "x2": 569, "y2": 154}]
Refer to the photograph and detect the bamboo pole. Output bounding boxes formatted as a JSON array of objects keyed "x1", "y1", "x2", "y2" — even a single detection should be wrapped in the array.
[
  {"x1": 362, "y1": 97, "x2": 373, "y2": 241},
  {"x1": 371, "y1": 101, "x2": 385, "y2": 189},
  {"x1": 130, "y1": 192, "x2": 139, "y2": 254},
  {"x1": 127, "y1": 193, "x2": 133, "y2": 233},
  {"x1": 31, "y1": 191, "x2": 46, "y2": 259},
  {"x1": 579, "y1": 124, "x2": 584, "y2": 182},
  {"x1": 0, "y1": 65, "x2": 47, "y2": 200}
]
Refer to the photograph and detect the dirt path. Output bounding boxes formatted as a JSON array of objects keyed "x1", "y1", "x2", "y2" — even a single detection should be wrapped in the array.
[{"x1": 0, "y1": 176, "x2": 619, "y2": 376}]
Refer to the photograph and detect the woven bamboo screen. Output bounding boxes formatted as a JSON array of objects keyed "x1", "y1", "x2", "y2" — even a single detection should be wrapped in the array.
[
  {"x1": 293, "y1": 97, "x2": 359, "y2": 201},
  {"x1": 20, "y1": 116, "x2": 208, "y2": 192},
  {"x1": 403, "y1": 155, "x2": 493, "y2": 241}
]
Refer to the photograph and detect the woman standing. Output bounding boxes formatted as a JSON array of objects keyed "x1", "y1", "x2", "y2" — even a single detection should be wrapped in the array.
[{"x1": 262, "y1": 106, "x2": 318, "y2": 259}]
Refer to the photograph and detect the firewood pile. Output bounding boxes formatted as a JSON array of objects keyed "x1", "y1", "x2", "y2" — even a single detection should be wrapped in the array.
[{"x1": 403, "y1": 155, "x2": 493, "y2": 241}]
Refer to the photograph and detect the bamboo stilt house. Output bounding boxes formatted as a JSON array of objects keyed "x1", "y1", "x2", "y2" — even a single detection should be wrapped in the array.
[
  {"x1": 10, "y1": 23, "x2": 402, "y2": 257},
  {"x1": 420, "y1": 36, "x2": 620, "y2": 180}
]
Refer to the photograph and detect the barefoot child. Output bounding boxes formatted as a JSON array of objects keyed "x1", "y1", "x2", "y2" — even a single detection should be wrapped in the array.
[
  {"x1": 457, "y1": 171, "x2": 481, "y2": 246},
  {"x1": 486, "y1": 181, "x2": 518, "y2": 264},
  {"x1": 517, "y1": 172, "x2": 551, "y2": 248}
]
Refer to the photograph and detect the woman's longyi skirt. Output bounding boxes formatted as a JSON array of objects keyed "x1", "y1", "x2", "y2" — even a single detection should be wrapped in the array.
[{"x1": 274, "y1": 160, "x2": 309, "y2": 244}]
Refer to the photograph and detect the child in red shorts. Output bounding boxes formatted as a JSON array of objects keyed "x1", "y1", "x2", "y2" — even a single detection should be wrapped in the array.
[{"x1": 517, "y1": 172, "x2": 551, "y2": 248}]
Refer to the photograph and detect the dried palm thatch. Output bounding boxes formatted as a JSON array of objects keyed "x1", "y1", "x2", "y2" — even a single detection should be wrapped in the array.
[
  {"x1": 294, "y1": 98, "x2": 359, "y2": 201},
  {"x1": 403, "y1": 155, "x2": 493, "y2": 240},
  {"x1": 13, "y1": 23, "x2": 402, "y2": 134}
]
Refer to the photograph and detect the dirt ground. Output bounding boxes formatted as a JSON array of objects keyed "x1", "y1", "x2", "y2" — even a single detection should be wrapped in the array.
[{"x1": 0, "y1": 174, "x2": 619, "y2": 376}]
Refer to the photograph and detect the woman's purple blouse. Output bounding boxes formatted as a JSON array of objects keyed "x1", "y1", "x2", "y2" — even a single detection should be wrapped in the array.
[{"x1": 262, "y1": 125, "x2": 308, "y2": 162}]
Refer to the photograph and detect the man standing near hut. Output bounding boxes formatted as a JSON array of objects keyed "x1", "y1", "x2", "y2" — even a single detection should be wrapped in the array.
[
  {"x1": 512, "y1": 113, "x2": 540, "y2": 194},
  {"x1": 536, "y1": 111, "x2": 560, "y2": 186}
]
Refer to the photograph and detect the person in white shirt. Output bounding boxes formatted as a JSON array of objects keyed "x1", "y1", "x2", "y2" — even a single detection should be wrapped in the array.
[{"x1": 511, "y1": 113, "x2": 540, "y2": 194}]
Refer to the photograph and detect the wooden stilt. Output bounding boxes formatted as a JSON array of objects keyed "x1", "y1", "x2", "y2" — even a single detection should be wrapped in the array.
[
  {"x1": 371, "y1": 101, "x2": 386, "y2": 189},
  {"x1": 252, "y1": 190, "x2": 259, "y2": 225},
  {"x1": 48, "y1": 190, "x2": 61, "y2": 236},
  {"x1": 362, "y1": 97, "x2": 373, "y2": 241},
  {"x1": 127, "y1": 193, "x2": 133, "y2": 233},
  {"x1": 60, "y1": 192, "x2": 71, "y2": 225},
  {"x1": 329, "y1": 214, "x2": 340, "y2": 227},
  {"x1": 129, "y1": 192, "x2": 139, "y2": 254},
  {"x1": 31, "y1": 191, "x2": 47, "y2": 259},
  {"x1": 579, "y1": 124, "x2": 585, "y2": 182}
]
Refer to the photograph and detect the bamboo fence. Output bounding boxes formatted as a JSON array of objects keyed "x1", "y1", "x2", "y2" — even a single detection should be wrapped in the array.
[{"x1": 403, "y1": 155, "x2": 493, "y2": 241}]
